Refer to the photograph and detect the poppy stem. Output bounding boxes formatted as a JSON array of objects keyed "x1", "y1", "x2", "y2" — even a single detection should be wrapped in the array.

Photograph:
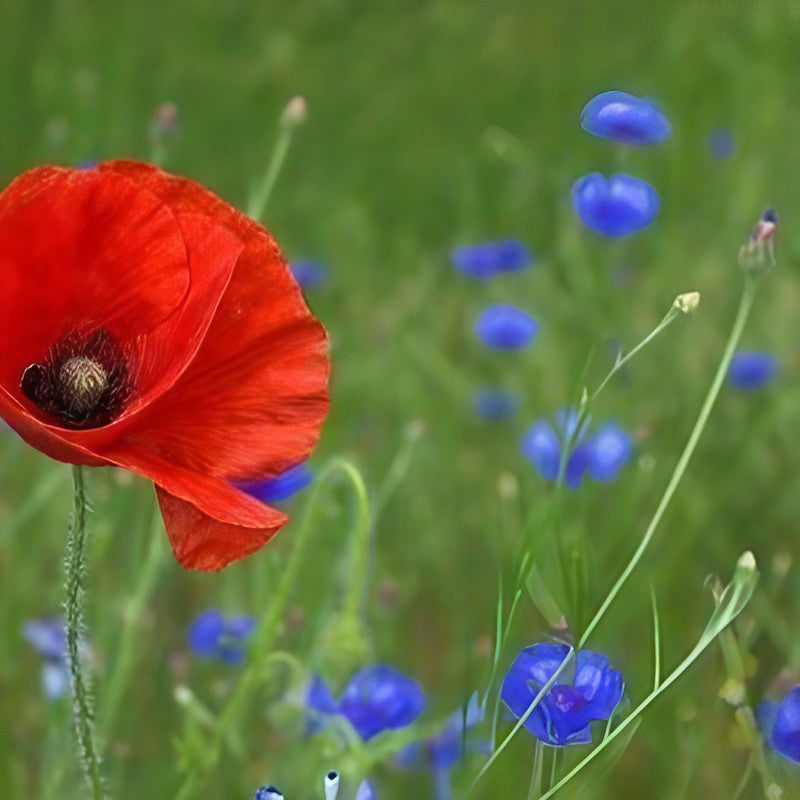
[{"x1": 64, "y1": 465, "x2": 106, "y2": 800}]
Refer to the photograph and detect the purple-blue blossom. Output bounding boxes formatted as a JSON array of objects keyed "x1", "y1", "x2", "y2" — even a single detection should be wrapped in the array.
[
  {"x1": 728, "y1": 351, "x2": 778, "y2": 390},
  {"x1": 708, "y1": 129, "x2": 736, "y2": 160},
  {"x1": 473, "y1": 388, "x2": 520, "y2": 421},
  {"x1": 501, "y1": 643, "x2": 624, "y2": 746},
  {"x1": 520, "y1": 409, "x2": 632, "y2": 488},
  {"x1": 572, "y1": 173, "x2": 660, "y2": 237},
  {"x1": 451, "y1": 239, "x2": 533, "y2": 279},
  {"x1": 237, "y1": 462, "x2": 313, "y2": 503},
  {"x1": 306, "y1": 664, "x2": 426, "y2": 741},
  {"x1": 758, "y1": 686, "x2": 800, "y2": 763},
  {"x1": 580, "y1": 91, "x2": 671, "y2": 145},
  {"x1": 474, "y1": 305, "x2": 539, "y2": 350},
  {"x1": 187, "y1": 609, "x2": 256, "y2": 665},
  {"x1": 253, "y1": 786, "x2": 284, "y2": 800},
  {"x1": 22, "y1": 617, "x2": 70, "y2": 699}
]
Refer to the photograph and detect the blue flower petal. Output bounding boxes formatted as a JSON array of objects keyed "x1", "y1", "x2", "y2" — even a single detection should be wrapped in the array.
[
  {"x1": 355, "y1": 780, "x2": 377, "y2": 800},
  {"x1": 521, "y1": 421, "x2": 561, "y2": 481},
  {"x1": 572, "y1": 172, "x2": 660, "y2": 237},
  {"x1": 338, "y1": 664, "x2": 426, "y2": 741},
  {"x1": 226, "y1": 615, "x2": 257, "y2": 639},
  {"x1": 586, "y1": 422, "x2": 633, "y2": 482},
  {"x1": 254, "y1": 785, "x2": 284, "y2": 800},
  {"x1": 290, "y1": 260, "x2": 327, "y2": 290},
  {"x1": 23, "y1": 618, "x2": 65, "y2": 660},
  {"x1": 42, "y1": 661, "x2": 70, "y2": 700},
  {"x1": 573, "y1": 650, "x2": 624, "y2": 722},
  {"x1": 728, "y1": 351, "x2": 778, "y2": 391},
  {"x1": 565, "y1": 441, "x2": 592, "y2": 489},
  {"x1": 474, "y1": 305, "x2": 539, "y2": 350},
  {"x1": 237, "y1": 462, "x2": 313, "y2": 503},
  {"x1": 771, "y1": 686, "x2": 800, "y2": 763},
  {"x1": 187, "y1": 610, "x2": 225, "y2": 658},
  {"x1": 580, "y1": 91, "x2": 671, "y2": 145}
]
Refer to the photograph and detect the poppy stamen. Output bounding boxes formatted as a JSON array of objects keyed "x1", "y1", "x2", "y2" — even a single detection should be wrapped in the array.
[{"x1": 20, "y1": 327, "x2": 132, "y2": 428}]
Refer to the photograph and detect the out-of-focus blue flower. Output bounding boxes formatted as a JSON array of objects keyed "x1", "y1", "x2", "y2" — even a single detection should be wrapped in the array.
[
  {"x1": 758, "y1": 686, "x2": 800, "y2": 763},
  {"x1": 572, "y1": 173, "x2": 660, "y2": 237},
  {"x1": 306, "y1": 664, "x2": 426, "y2": 741},
  {"x1": 23, "y1": 617, "x2": 69, "y2": 699},
  {"x1": 187, "y1": 609, "x2": 256, "y2": 665},
  {"x1": 501, "y1": 643, "x2": 624, "y2": 746},
  {"x1": 253, "y1": 786, "x2": 284, "y2": 800},
  {"x1": 521, "y1": 409, "x2": 632, "y2": 489},
  {"x1": 474, "y1": 388, "x2": 520, "y2": 421},
  {"x1": 708, "y1": 129, "x2": 736, "y2": 160},
  {"x1": 396, "y1": 693, "x2": 485, "y2": 800},
  {"x1": 474, "y1": 305, "x2": 538, "y2": 350},
  {"x1": 580, "y1": 90, "x2": 671, "y2": 145},
  {"x1": 290, "y1": 259, "x2": 327, "y2": 290},
  {"x1": 728, "y1": 351, "x2": 778, "y2": 391},
  {"x1": 76, "y1": 160, "x2": 100, "y2": 170},
  {"x1": 451, "y1": 240, "x2": 534, "y2": 279},
  {"x1": 355, "y1": 780, "x2": 376, "y2": 800},
  {"x1": 586, "y1": 422, "x2": 634, "y2": 482},
  {"x1": 236, "y1": 462, "x2": 313, "y2": 503}
]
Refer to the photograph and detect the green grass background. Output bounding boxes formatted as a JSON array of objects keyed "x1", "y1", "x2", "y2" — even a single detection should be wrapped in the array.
[{"x1": 2, "y1": 1, "x2": 800, "y2": 798}]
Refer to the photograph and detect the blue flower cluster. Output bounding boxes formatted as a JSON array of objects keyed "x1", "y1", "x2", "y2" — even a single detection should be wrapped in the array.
[
  {"x1": 451, "y1": 239, "x2": 533, "y2": 279},
  {"x1": 290, "y1": 259, "x2": 327, "y2": 290},
  {"x1": 187, "y1": 609, "x2": 256, "y2": 665},
  {"x1": 450, "y1": 238, "x2": 537, "y2": 422},
  {"x1": 501, "y1": 643, "x2": 624, "y2": 746},
  {"x1": 521, "y1": 408, "x2": 633, "y2": 488},
  {"x1": 573, "y1": 90, "x2": 669, "y2": 236}
]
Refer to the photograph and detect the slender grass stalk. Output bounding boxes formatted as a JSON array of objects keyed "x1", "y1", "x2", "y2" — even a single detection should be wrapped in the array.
[
  {"x1": 650, "y1": 584, "x2": 661, "y2": 691},
  {"x1": 246, "y1": 96, "x2": 306, "y2": 221},
  {"x1": 471, "y1": 274, "x2": 760, "y2": 791},
  {"x1": 102, "y1": 503, "x2": 167, "y2": 734},
  {"x1": 173, "y1": 457, "x2": 370, "y2": 800},
  {"x1": 64, "y1": 465, "x2": 106, "y2": 800},
  {"x1": 538, "y1": 552, "x2": 758, "y2": 799}
]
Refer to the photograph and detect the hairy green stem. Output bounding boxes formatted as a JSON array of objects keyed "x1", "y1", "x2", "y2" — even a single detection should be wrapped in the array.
[{"x1": 64, "y1": 465, "x2": 105, "y2": 800}]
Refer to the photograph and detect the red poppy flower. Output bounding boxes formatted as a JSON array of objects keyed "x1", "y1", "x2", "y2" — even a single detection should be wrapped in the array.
[{"x1": 0, "y1": 160, "x2": 329, "y2": 571}]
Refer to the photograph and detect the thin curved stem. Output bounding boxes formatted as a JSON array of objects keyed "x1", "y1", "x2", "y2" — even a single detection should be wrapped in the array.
[{"x1": 64, "y1": 465, "x2": 105, "y2": 800}]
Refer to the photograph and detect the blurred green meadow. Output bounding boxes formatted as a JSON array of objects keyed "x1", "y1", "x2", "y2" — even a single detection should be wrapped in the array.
[{"x1": 3, "y1": 1, "x2": 800, "y2": 798}]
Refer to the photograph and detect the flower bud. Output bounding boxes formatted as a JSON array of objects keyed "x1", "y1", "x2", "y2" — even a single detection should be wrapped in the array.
[
  {"x1": 281, "y1": 95, "x2": 308, "y2": 128},
  {"x1": 673, "y1": 291, "x2": 700, "y2": 314}
]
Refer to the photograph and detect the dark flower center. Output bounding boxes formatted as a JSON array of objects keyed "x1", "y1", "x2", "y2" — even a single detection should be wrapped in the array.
[{"x1": 20, "y1": 327, "x2": 133, "y2": 428}]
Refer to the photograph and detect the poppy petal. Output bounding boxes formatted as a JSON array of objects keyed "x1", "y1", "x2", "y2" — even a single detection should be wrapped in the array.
[
  {"x1": 155, "y1": 486, "x2": 286, "y2": 571},
  {"x1": 0, "y1": 166, "x2": 190, "y2": 393},
  {"x1": 97, "y1": 160, "x2": 330, "y2": 479}
]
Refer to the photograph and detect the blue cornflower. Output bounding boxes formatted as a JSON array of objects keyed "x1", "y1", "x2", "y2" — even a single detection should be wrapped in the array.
[
  {"x1": 521, "y1": 409, "x2": 632, "y2": 488},
  {"x1": 571, "y1": 172, "x2": 661, "y2": 236},
  {"x1": 474, "y1": 387, "x2": 520, "y2": 421},
  {"x1": 708, "y1": 129, "x2": 736, "y2": 160},
  {"x1": 23, "y1": 617, "x2": 69, "y2": 699},
  {"x1": 290, "y1": 259, "x2": 327, "y2": 290},
  {"x1": 580, "y1": 90, "x2": 671, "y2": 145},
  {"x1": 254, "y1": 786, "x2": 284, "y2": 800},
  {"x1": 451, "y1": 239, "x2": 533, "y2": 279},
  {"x1": 187, "y1": 609, "x2": 256, "y2": 665},
  {"x1": 236, "y1": 462, "x2": 313, "y2": 503},
  {"x1": 757, "y1": 686, "x2": 800, "y2": 763},
  {"x1": 474, "y1": 305, "x2": 538, "y2": 350},
  {"x1": 306, "y1": 664, "x2": 426, "y2": 741},
  {"x1": 501, "y1": 643, "x2": 624, "y2": 746},
  {"x1": 728, "y1": 351, "x2": 778, "y2": 391}
]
